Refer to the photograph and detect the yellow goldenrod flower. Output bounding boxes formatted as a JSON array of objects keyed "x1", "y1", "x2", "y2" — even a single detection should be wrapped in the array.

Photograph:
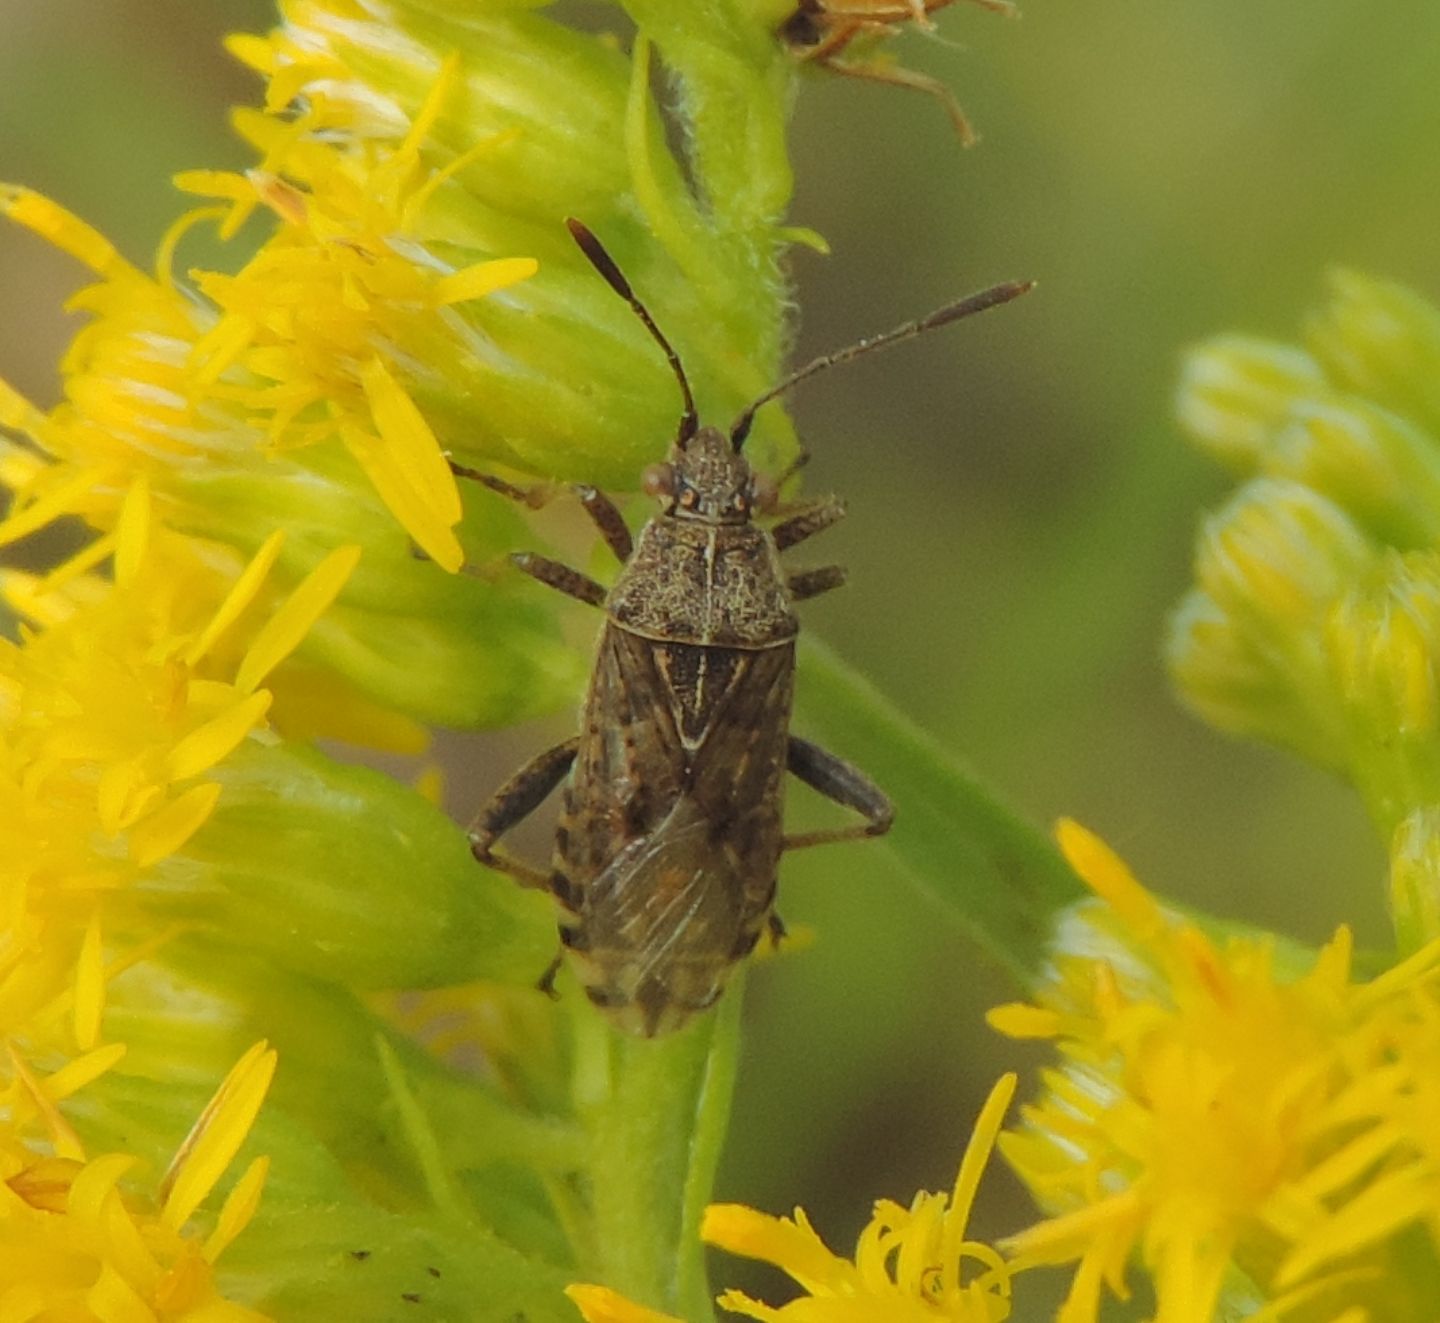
[
  {"x1": 0, "y1": 1040, "x2": 275, "y2": 1320},
  {"x1": 0, "y1": 2, "x2": 862, "y2": 1317},
  {"x1": 992, "y1": 820, "x2": 1440, "y2": 1323},
  {"x1": 702, "y1": 1073, "x2": 1018, "y2": 1321},
  {"x1": 0, "y1": 479, "x2": 355, "y2": 1052},
  {"x1": 565, "y1": 1075, "x2": 1018, "y2": 1322},
  {"x1": 0, "y1": 180, "x2": 575, "y2": 731}
]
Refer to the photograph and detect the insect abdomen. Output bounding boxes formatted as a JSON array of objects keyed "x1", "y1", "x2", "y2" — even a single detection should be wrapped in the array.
[{"x1": 552, "y1": 626, "x2": 793, "y2": 1035}]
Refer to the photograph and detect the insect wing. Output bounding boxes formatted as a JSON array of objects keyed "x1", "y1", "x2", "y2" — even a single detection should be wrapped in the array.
[{"x1": 558, "y1": 626, "x2": 794, "y2": 1031}]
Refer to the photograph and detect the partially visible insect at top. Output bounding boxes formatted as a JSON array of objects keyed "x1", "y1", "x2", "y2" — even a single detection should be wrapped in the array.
[
  {"x1": 457, "y1": 218, "x2": 1032, "y2": 1036},
  {"x1": 778, "y1": 0, "x2": 1018, "y2": 146}
]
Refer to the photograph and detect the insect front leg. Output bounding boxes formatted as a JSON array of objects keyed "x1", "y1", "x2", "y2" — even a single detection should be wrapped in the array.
[
  {"x1": 783, "y1": 735, "x2": 895, "y2": 850},
  {"x1": 771, "y1": 495, "x2": 846, "y2": 552},
  {"x1": 447, "y1": 459, "x2": 633, "y2": 563},
  {"x1": 469, "y1": 736, "x2": 579, "y2": 890},
  {"x1": 510, "y1": 552, "x2": 607, "y2": 607}
]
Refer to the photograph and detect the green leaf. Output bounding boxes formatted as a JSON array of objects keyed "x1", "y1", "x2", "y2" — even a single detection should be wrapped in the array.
[
  {"x1": 167, "y1": 742, "x2": 556, "y2": 989},
  {"x1": 795, "y1": 637, "x2": 1083, "y2": 984}
]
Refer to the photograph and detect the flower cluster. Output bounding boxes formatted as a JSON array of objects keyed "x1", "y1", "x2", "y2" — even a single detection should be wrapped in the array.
[
  {"x1": 2, "y1": 0, "x2": 824, "y2": 1316},
  {"x1": 989, "y1": 820, "x2": 1440, "y2": 1323},
  {"x1": 0, "y1": 1038, "x2": 276, "y2": 1321},
  {"x1": 570, "y1": 1074, "x2": 1021, "y2": 1323}
]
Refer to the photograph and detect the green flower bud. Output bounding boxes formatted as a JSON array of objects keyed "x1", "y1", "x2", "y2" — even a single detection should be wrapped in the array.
[
  {"x1": 1306, "y1": 269, "x2": 1440, "y2": 436},
  {"x1": 152, "y1": 741, "x2": 555, "y2": 990},
  {"x1": 230, "y1": 0, "x2": 800, "y2": 487},
  {"x1": 1167, "y1": 478, "x2": 1376, "y2": 767},
  {"x1": 1326, "y1": 551, "x2": 1440, "y2": 826},
  {"x1": 101, "y1": 943, "x2": 581, "y2": 1201},
  {"x1": 1389, "y1": 807, "x2": 1440, "y2": 955},
  {"x1": 1266, "y1": 398, "x2": 1440, "y2": 548},
  {"x1": 1177, "y1": 335, "x2": 1328, "y2": 472}
]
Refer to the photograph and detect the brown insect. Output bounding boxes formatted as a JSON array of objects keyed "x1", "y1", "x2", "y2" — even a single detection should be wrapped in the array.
[
  {"x1": 461, "y1": 219, "x2": 1030, "y2": 1036},
  {"x1": 779, "y1": 0, "x2": 1017, "y2": 146}
]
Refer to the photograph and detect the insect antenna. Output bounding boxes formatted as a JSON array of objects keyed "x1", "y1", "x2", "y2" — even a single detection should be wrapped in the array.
[
  {"x1": 729, "y1": 278, "x2": 1035, "y2": 450},
  {"x1": 566, "y1": 218, "x2": 700, "y2": 445}
]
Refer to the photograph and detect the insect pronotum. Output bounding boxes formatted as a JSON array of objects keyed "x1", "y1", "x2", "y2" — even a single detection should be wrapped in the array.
[{"x1": 460, "y1": 220, "x2": 1031, "y2": 1036}]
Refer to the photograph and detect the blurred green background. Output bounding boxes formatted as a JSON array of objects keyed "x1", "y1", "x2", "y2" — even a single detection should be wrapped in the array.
[{"x1": 3, "y1": 0, "x2": 1438, "y2": 1313}]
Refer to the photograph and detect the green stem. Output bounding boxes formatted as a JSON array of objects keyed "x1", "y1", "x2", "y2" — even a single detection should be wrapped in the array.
[
  {"x1": 794, "y1": 637, "x2": 1084, "y2": 985},
  {"x1": 579, "y1": 991, "x2": 742, "y2": 1317}
]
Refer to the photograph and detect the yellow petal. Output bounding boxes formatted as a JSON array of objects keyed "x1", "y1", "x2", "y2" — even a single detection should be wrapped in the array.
[
  {"x1": 162, "y1": 691, "x2": 272, "y2": 782},
  {"x1": 74, "y1": 912, "x2": 105, "y2": 1051},
  {"x1": 1054, "y1": 818, "x2": 1166, "y2": 940},
  {"x1": 9, "y1": 1043, "x2": 87, "y2": 1161},
  {"x1": 941, "y1": 1074, "x2": 1016, "y2": 1293},
  {"x1": 183, "y1": 529, "x2": 287, "y2": 667},
  {"x1": 68, "y1": 1152, "x2": 139, "y2": 1221},
  {"x1": 359, "y1": 356, "x2": 462, "y2": 523},
  {"x1": 203, "y1": 1155, "x2": 270, "y2": 1263},
  {"x1": 161, "y1": 1042, "x2": 276, "y2": 1231},
  {"x1": 564, "y1": 1285, "x2": 685, "y2": 1323},
  {"x1": 45, "y1": 1043, "x2": 128, "y2": 1103},
  {"x1": 1, "y1": 184, "x2": 137, "y2": 279},
  {"x1": 98, "y1": 759, "x2": 155, "y2": 834},
  {"x1": 0, "y1": 374, "x2": 52, "y2": 440},
  {"x1": 986, "y1": 1002, "x2": 1062, "y2": 1039},
  {"x1": 341, "y1": 420, "x2": 464, "y2": 571},
  {"x1": 0, "y1": 465, "x2": 110, "y2": 547},
  {"x1": 114, "y1": 475, "x2": 151, "y2": 587},
  {"x1": 173, "y1": 169, "x2": 255, "y2": 203},
  {"x1": 702, "y1": 1204, "x2": 852, "y2": 1294},
  {"x1": 130, "y1": 782, "x2": 224, "y2": 867},
  {"x1": 433, "y1": 255, "x2": 538, "y2": 305},
  {"x1": 234, "y1": 543, "x2": 361, "y2": 693}
]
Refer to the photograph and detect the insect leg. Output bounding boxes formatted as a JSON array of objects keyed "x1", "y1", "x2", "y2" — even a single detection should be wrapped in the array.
[
  {"x1": 510, "y1": 552, "x2": 607, "y2": 607},
  {"x1": 783, "y1": 735, "x2": 895, "y2": 849},
  {"x1": 821, "y1": 51, "x2": 977, "y2": 145},
  {"x1": 536, "y1": 954, "x2": 563, "y2": 999},
  {"x1": 573, "y1": 485, "x2": 633, "y2": 562},
  {"x1": 787, "y1": 565, "x2": 847, "y2": 601},
  {"x1": 771, "y1": 495, "x2": 847, "y2": 551},
  {"x1": 469, "y1": 737, "x2": 580, "y2": 889},
  {"x1": 447, "y1": 460, "x2": 632, "y2": 564}
]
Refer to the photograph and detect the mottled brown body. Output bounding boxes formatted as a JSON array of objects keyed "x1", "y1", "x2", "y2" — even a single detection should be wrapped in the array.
[
  {"x1": 464, "y1": 219, "x2": 1031, "y2": 1036},
  {"x1": 555, "y1": 476, "x2": 799, "y2": 1035},
  {"x1": 467, "y1": 423, "x2": 887, "y2": 1037}
]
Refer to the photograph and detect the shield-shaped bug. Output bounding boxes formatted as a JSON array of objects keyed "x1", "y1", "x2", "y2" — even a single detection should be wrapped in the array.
[
  {"x1": 779, "y1": 0, "x2": 1017, "y2": 145},
  {"x1": 462, "y1": 220, "x2": 1030, "y2": 1036}
]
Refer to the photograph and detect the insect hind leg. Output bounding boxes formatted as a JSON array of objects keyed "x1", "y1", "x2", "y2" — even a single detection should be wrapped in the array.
[
  {"x1": 783, "y1": 735, "x2": 894, "y2": 850},
  {"x1": 469, "y1": 737, "x2": 579, "y2": 890}
]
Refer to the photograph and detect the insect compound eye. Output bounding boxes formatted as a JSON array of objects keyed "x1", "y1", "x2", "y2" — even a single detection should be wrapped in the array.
[
  {"x1": 678, "y1": 486, "x2": 699, "y2": 510},
  {"x1": 642, "y1": 463, "x2": 677, "y2": 502},
  {"x1": 731, "y1": 492, "x2": 749, "y2": 516}
]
